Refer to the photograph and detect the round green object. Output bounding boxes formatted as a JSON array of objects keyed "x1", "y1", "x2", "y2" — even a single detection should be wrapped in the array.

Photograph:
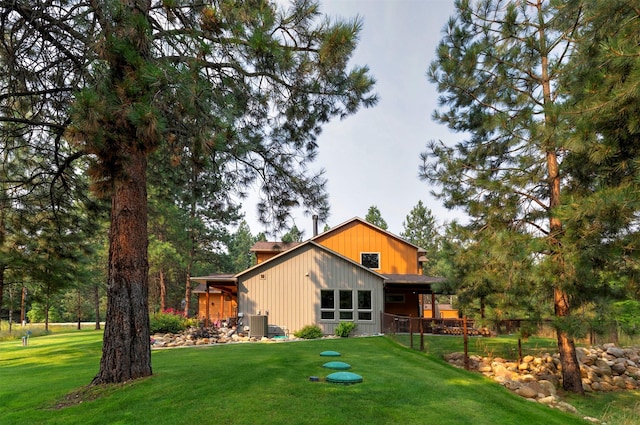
[
  {"x1": 320, "y1": 350, "x2": 341, "y2": 357},
  {"x1": 323, "y1": 361, "x2": 351, "y2": 370},
  {"x1": 326, "y1": 371, "x2": 363, "y2": 384}
]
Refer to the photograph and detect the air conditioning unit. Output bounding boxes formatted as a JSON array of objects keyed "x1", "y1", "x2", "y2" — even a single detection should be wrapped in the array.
[{"x1": 249, "y1": 315, "x2": 268, "y2": 338}]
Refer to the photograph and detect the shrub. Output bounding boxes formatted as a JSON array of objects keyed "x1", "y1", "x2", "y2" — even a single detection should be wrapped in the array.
[
  {"x1": 294, "y1": 324, "x2": 323, "y2": 339},
  {"x1": 150, "y1": 311, "x2": 188, "y2": 334},
  {"x1": 335, "y1": 322, "x2": 357, "y2": 337}
]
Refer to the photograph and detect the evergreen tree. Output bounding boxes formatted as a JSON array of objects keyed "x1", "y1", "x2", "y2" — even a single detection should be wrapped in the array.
[
  {"x1": 400, "y1": 201, "x2": 440, "y2": 274},
  {"x1": 281, "y1": 225, "x2": 304, "y2": 243},
  {"x1": 421, "y1": 0, "x2": 584, "y2": 392},
  {"x1": 364, "y1": 205, "x2": 388, "y2": 230},
  {"x1": 1, "y1": 0, "x2": 376, "y2": 384},
  {"x1": 559, "y1": 0, "x2": 640, "y2": 339},
  {"x1": 228, "y1": 220, "x2": 257, "y2": 273}
]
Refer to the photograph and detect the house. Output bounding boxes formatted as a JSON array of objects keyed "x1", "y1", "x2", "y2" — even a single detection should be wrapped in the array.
[{"x1": 191, "y1": 217, "x2": 443, "y2": 336}]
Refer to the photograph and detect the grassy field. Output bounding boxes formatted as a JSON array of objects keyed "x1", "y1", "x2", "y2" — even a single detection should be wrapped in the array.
[{"x1": 0, "y1": 330, "x2": 637, "y2": 424}]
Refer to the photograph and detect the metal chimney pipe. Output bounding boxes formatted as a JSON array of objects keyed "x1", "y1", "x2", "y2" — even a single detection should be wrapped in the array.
[{"x1": 312, "y1": 214, "x2": 318, "y2": 237}]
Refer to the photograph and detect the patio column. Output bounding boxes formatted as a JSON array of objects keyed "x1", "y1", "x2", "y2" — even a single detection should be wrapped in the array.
[
  {"x1": 431, "y1": 293, "x2": 436, "y2": 319},
  {"x1": 205, "y1": 283, "x2": 211, "y2": 327}
]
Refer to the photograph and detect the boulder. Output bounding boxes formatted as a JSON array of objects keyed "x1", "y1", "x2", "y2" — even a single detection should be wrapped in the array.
[
  {"x1": 515, "y1": 385, "x2": 538, "y2": 399},
  {"x1": 606, "y1": 346, "x2": 625, "y2": 358}
]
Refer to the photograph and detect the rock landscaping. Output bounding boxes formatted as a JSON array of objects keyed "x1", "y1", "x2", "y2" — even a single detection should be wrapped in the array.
[
  {"x1": 151, "y1": 326, "x2": 317, "y2": 348},
  {"x1": 445, "y1": 343, "x2": 640, "y2": 416}
]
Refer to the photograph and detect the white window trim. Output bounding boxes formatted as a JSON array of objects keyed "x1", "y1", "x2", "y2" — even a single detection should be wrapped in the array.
[{"x1": 320, "y1": 289, "x2": 374, "y2": 322}]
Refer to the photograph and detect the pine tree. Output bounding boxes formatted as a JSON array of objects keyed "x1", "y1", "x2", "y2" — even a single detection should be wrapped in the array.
[
  {"x1": 400, "y1": 201, "x2": 440, "y2": 274},
  {"x1": 421, "y1": 0, "x2": 584, "y2": 392},
  {"x1": 365, "y1": 205, "x2": 388, "y2": 230},
  {"x1": 1, "y1": 0, "x2": 376, "y2": 384}
]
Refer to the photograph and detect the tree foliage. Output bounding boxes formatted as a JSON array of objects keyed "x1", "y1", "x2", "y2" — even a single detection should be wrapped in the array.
[
  {"x1": 421, "y1": 0, "x2": 590, "y2": 393},
  {"x1": 400, "y1": 200, "x2": 440, "y2": 274},
  {"x1": 364, "y1": 205, "x2": 388, "y2": 230},
  {"x1": 0, "y1": 0, "x2": 376, "y2": 384}
]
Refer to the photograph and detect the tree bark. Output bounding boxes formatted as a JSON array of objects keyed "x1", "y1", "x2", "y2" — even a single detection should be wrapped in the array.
[
  {"x1": 555, "y1": 289, "x2": 583, "y2": 393},
  {"x1": 539, "y1": 5, "x2": 583, "y2": 392},
  {"x1": 92, "y1": 151, "x2": 151, "y2": 384}
]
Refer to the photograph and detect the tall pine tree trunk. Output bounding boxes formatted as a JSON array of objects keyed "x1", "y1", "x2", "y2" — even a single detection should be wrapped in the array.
[
  {"x1": 159, "y1": 268, "x2": 166, "y2": 312},
  {"x1": 547, "y1": 148, "x2": 583, "y2": 393},
  {"x1": 91, "y1": 0, "x2": 154, "y2": 385},
  {"x1": 541, "y1": 21, "x2": 583, "y2": 393},
  {"x1": 92, "y1": 151, "x2": 151, "y2": 384},
  {"x1": 554, "y1": 287, "x2": 583, "y2": 392}
]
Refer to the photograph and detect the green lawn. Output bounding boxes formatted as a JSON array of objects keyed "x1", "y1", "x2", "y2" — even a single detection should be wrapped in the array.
[
  {"x1": 0, "y1": 331, "x2": 593, "y2": 425},
  {"x1": 4, "y1": 329, "x2": 638, "y2": 424}
]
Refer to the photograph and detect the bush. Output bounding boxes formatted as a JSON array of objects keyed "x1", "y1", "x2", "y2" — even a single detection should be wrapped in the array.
[
  {"x1": 335, "y1": 322, "x2": 357, "y2": 337},
  {"x1": 294, "y1": 324, "x2": 323, "y2": 339},
  {"x1": 150, "y1": 311, "x2": 189, "y2": 334}
]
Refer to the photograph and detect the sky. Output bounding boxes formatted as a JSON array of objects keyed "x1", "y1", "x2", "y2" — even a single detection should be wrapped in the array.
[{"x1": 243, "y1": 0, "x2": 465, "y2": 238}]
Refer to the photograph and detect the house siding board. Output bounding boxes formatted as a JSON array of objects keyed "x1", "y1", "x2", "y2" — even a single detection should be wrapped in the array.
[
  {"x1": 315, "y1": 221, "x2": 419, "y2": 275},
  {"x1": 238, "y1": 244, "x2": 383, "y2": 336},
  {"x1": 197, "y1": 292, "x2": 236, "y2": 323}
]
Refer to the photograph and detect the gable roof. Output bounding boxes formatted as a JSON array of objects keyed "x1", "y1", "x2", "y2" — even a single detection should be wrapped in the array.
[
  {"x1": 236, "y1": 240, "x2": 387, "y2": 281},
  {"x1": 311, "y1": 217, "x2": 427, "y2": 254}
]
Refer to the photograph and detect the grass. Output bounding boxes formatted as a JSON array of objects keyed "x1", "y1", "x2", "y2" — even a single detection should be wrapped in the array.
[
  {"x1": 0, "y1": 322, "x2": 100, "y2": 341},
  {"x1": 4, "y1": 331, "x2": 636, "y2": 425},
  {"x1": 0, "y1": 331, "x2": 592, "y2": 425},
  {"x1": 394, "y1": 333, "x2": 640, "y2": 424},
  {"x1": 392, "y1": 333, "x2": 560, "y2": 359}
]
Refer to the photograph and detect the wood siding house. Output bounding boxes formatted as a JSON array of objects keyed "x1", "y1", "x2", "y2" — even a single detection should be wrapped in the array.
[
  {"x1": 192, "y1": 217, "x2": 443, "y2": 336},
  {"x1": 237, "y1": 241, "x2": 385, "y2": 336}
]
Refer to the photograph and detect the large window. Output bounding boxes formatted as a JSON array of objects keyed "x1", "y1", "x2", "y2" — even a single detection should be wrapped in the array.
[
  {"x1": 339, "y1": 290, "x2": 353, "y2": 320},
  {"x1": 358, "y1": 290, "x2": 372, "y2": 320},
  {"x1": 320, "y1": 290, "x2": 335, "y2": 320},
  {"x1": 320, "y1": 289, "x2": 373, "y2": 322},
  {"x1": 361, "y1": 252, "x2": 380, "y2": 269}
]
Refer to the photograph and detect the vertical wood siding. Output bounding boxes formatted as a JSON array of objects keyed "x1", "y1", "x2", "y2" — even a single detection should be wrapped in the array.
[
  {"x1": 197, "y1": 293, "x2": 237, "y2": 323},
  {"x1": 315, "y1": 221, "x2": 420, "y2": 274},
  {"x1": 238, "y1": 244, "x2": 384, "y2": 336}
]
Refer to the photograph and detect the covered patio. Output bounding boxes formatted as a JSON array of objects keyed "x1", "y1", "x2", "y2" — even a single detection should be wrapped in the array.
[{"x1": 191, "y1": 274, "x2": 238, "y2": 327}]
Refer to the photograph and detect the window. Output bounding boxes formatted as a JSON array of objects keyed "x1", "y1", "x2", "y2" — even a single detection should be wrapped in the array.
[
  {"x1": 320, "y1": 290, "x2": 335, "y2": 320},
  {"x1": 320, "y1": 289, "x2": 373, "y2": 321},
  {"x1": 361, "y1": 252, "x2": 380, "y2": 269},
  {"x1": 339, "y1": 290, "x2": 353, "y2": 320},
  {"x1": 385, "y1": 293, "x2": 405, "y2": 303},
  {"x1": 358, "y1": 290, "x2": 372, "y2": 321},
  {"x1": 321, "y1": 289, "x2": 373, "y2": 322}
]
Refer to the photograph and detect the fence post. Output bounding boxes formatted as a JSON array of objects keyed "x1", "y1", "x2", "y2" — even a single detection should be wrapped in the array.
[
  {"x1": 420, "y1": 318, "x2": 424, "y2": 351},
  {"x1": 463, "y1": 316, "x2": 469, "y2": 370},
  {"x1": 409, "y1": 318, "x2": 414, "y2": 349}
]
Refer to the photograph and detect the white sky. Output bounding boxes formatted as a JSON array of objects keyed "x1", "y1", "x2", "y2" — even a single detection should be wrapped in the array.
[{"x1": 243, "y1": 0, "x2": 466, "y2": 238}]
